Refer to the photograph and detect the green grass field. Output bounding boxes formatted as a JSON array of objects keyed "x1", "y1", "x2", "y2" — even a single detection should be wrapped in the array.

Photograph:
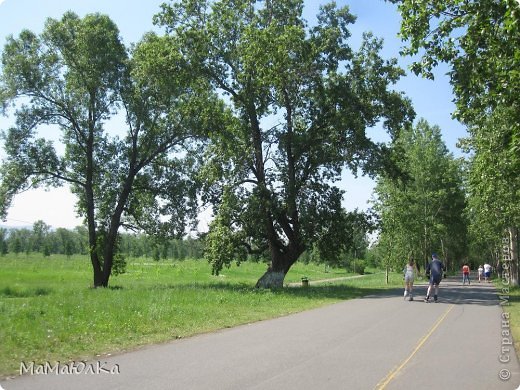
[
  {"x1": 498, "y1": 285, "x2": 520, "y2": 355},
  {"x1": 0, "y1": 254, "x2": 402, "y2": 377}
]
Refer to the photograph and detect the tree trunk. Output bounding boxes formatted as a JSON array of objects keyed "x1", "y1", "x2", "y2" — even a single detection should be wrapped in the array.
[
  {"x1": 502, "y1": 227, "x2": 519, "y2": 286},
  {"x1": 101, "y1": 250, "x2": 113, "y2": 287},
  {"x1": 90, "y1": 228, "x2": 118, "y2": 288},
  {"x1": 509, "y1": 227, "x2": 519, "y2": 286},
  {"x1": 255, "y1": 251, "x2": 290, "y2": 288},
  {"x1": 255, "y1": 268, "x2": 286, "y2": 289},
  {"x1": 92, "y1": 258, "x2": 104, "y2": 287},
  {"x1": 255, "y1": 246, "x2": 301, "y2": 288},
  {"x1": 90, "y1": 165, "x2": 135, "y2": 288},
  {"x1": 246, "y1": 94, "x2": 304, "y2": 288},
  {"x1": 100, "y1": 228, "x2": 118, "y2": 287},
  {"x1": 91, "y1": 231, "x2": 120, "y2": 288}
]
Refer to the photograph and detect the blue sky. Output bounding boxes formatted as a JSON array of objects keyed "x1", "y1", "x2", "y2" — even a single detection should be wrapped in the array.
[{"x1": 0, "y1": 0, "x2": 467, "y2": 230}]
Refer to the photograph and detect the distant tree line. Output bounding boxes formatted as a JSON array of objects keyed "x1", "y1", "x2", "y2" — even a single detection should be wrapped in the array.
[
  {"x1": 0, "y1": 220, "x2": 203, "y2": 260},
  {"x1": 0, "y1": 218, "x2": 373, "y2": 274}
]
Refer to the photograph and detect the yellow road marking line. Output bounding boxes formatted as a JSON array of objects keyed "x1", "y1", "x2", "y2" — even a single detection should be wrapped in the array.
[{"x1": 374, "y1": 304, "x2": 455, "y2": 390}]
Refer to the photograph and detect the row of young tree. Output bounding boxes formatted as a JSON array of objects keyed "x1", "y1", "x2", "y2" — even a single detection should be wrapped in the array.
[
  {"x1": 0, "y1": 221, "x2": 203, "y2": 261},
  {"x1": 0, "y1": 0, "x2": 518, "y2": 287},
  {"x1": 387, "y1": 0, "x2": 520, "y2": 283},
  {"x1": 371, "y1": 119, "x2": 467, "y2": 274}
]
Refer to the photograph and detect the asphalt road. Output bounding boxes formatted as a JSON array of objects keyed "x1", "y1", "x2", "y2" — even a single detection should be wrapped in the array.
[{"x1": 2, "y1": 277, "x2": 519, "y2": 390}]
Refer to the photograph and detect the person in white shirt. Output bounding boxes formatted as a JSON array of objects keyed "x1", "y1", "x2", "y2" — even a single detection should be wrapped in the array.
[
  {"x1": 478, "y1": 265, "x2": 484, "y2": 282},
  {"x1": 483, "y1": 263, "x2": 492, "y2": 282}
]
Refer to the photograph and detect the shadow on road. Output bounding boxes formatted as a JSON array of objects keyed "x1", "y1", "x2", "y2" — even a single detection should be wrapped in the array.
[
  {"x1": 109, "y1": 280, "x2": 392, "y2": 301},
  {"x1": 110, "y1": 277, "x2": 506, "y2": 306},
  {"x1": 362, "y1": 277, "x2": 504, "y2": 307}
]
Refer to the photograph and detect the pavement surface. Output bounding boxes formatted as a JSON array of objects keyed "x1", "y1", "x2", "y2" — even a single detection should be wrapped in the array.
[{"x1": 2, "y1": 276, "x2": 520, "y2": 390}]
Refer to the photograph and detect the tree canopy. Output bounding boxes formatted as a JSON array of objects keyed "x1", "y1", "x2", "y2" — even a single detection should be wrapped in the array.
[
  {"x1": 155, "y1": 0, "x2": 414, "y2": 287},
  {"x1": 388, "y1": 0, "x2": 519, "y2": 126},
  {"x1": 0, "y1": 12, "x2": 225, "y2": 286}
]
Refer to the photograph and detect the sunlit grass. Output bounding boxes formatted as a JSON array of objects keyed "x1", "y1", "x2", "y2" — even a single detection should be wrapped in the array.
[{"x1": 499, "y1": 284, "x2": 520, "y2": 356}]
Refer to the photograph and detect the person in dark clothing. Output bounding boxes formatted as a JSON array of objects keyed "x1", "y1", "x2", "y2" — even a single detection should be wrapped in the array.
[{"x1": 424, "y1": 253, "x2": 445, "y2": 303}]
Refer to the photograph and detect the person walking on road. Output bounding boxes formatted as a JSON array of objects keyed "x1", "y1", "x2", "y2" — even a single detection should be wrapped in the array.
[
  {"x1": 403, "y1": 259, "x2": 415, "y2": 301},
  {"x1": 424, "y1": 253, "x2": 445, "y2": 303},
  {"x1": 462, "y1": 263, "x2": 470, "y2": 285},
  {"x1": 483, "y1": 263, "x2": 492, "y2": 282},
  {"x1": 478, "y1": 264, "x2": 484, "y2": 282}
]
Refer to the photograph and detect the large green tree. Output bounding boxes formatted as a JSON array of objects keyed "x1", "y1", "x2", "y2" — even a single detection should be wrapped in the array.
[
  {"x1": 388, "y1": 0, "x2": 519, "y2": 125},
  {"x1": 389, "y1": 0, "x2": 520, "y2": 282},
  {"x1": 156, "y1": 0, "x2": 414, "y2": 287},
  {"x1": 373, "y1": 119, "x2": 467, "y2": 271},
  {"x1": 0, "y1": 12, "x2": 224, "y2": 286}
]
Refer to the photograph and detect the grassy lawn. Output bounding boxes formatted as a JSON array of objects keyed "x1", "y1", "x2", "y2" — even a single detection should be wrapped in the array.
[
  {"x1": 498, "y1": 283, "x2": 520, "y2": 355},
  {"x1": 0, "y1": 254, "x2": 403, "y2": 377}
]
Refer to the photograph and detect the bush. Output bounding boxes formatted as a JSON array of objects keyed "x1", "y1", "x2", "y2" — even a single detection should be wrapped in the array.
[{"x1": 349, "y1": 259, "x2": 365, "y2": 275}]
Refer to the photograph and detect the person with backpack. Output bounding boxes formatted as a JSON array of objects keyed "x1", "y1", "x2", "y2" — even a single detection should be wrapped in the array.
[{"x1": 425, "y1": 253, "x2": 445, "y2": 303}]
